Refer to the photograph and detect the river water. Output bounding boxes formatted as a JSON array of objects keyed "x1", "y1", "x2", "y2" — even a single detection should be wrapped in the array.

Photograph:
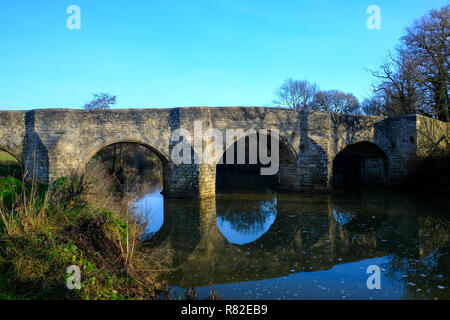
[{"x1": 132, "y1": 186, "x2": 449, "y2": 300}]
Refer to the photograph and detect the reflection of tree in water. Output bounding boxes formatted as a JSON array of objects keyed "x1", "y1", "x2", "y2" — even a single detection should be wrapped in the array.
[
  {"x1": 217, "y1": 199, "x2": 277, "y2": 236},
  {"x1": 132, "y1": 181, "x2": 163, "y2": 199},
  {"x1": 381, "y1": 215, "x2": 450, "y2": 299},
  {"x1": 382, "y1": 244, "x2": 449, "y2": 299},
  {"x1": 332, "y1": 208, "x2": 387, "y2": 234}
]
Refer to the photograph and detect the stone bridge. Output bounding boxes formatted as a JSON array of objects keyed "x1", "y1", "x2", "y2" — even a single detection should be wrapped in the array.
[{"x1": 0, "y1": 107, "x2": 448, "y2": 198}]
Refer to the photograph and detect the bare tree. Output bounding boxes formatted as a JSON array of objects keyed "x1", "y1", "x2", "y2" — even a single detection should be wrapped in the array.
[
  {"x1": 370, "y1": 50, "x2": 422, "y2": 117},
  {"x1": 361, "y1": 94, "x2": 385, "y2": 116},
  {"x1": 401, "y1": 5, "x2": 449, "y2": 121},
  {"x1": 369, "y1": 5, "x2": 449, "y2": 121},
  {"x1": 313, "y1": 90, "x2": 361, "y2": 114},
  {"x1": 274, "y1": 78, "x2": 317, "y2": 111},
  {"x1": 84, "y1": 93, "x2": 117, "y2": 110}
]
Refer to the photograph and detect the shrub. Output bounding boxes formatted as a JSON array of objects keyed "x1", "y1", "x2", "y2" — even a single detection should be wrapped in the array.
[
  {"x1": 0, "y1": 170, "x2": 162, "y2": 299},
  {"x1": 0, "y1": 177, "x2": 23, "y2": 210},
  {"x1": 404, "y1": 149, "x2": 450, "y2": 194}
]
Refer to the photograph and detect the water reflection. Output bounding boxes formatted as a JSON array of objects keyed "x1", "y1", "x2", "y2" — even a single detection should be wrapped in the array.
[
  {"x1": 130, "y1": 185, "x2": 164, "y2": 237},
  {"x1": 332, "y1": 207, "x2": 387, "y2": 234},
  {"x1": 136, "y1": 188, "x2": 449, "y2": 300},
  {"x1": 216, "y1": 194, "x2": 277, "y2": 245}
]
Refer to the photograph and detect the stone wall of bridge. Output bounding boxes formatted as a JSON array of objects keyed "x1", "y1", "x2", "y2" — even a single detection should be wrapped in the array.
[{"x1": 0, "y1": 107, "x2": 448, "y2": 198}]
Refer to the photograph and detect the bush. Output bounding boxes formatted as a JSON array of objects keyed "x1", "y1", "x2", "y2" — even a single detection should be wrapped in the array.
[
  {"x1": 404, "y1": 150, "x2": 450, "y2": 194},
  {"x1": 0, "y1": 177, "x2": 23, "y2": 210}
]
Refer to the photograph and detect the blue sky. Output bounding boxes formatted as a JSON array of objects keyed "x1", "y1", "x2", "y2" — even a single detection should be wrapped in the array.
[{"x1": 0, "y1": 0, "x2": 448, "y2": 110}]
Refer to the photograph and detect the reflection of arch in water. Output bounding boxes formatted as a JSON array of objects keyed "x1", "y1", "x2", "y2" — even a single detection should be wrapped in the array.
[
  {"x1": 333, "y1": 210, "x2": 356, "y2": 226},
  {"x1": 330, "y1": 188, "x2": 390, "y2": 235},
  {"x1": 142, "y1": 199, "x2": 203, "y2": 261},
  {"x1": 216, "y1": 195, "x2": 277, "y2": 245},
  {"x1": 333, "y1": 141, "x2": 388, "y2": 189},
  {"x1": 331, "y1": 207, "x2": 387, "y2": 234},
  {"x1": 131, "y1": 189, "x2": 165, "y2": 238}
]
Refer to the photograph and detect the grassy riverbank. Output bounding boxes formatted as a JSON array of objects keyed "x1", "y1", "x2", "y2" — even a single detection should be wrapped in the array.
[
  {"x1": 0, "y1": 152, "x2": 21, "y2": 179},
  {"x1": 0, "y1": 167, "x2": 165, "y2": 300}
]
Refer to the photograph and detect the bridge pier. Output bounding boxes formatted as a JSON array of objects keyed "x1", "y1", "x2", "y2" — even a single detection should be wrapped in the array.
[{"x1": 163, "y1": 163, "x2": 216, "y2": 199}]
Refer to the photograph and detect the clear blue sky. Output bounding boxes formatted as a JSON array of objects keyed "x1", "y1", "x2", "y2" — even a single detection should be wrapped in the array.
[{"x1": 0, "y1": 0, "x2": 448, "y2": 110}]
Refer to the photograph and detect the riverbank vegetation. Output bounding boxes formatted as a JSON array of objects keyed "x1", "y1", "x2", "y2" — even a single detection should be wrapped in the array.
[
  {"x1": 403, "y1": 149, "x2": 450, "y2": 195},
  {"x1": 0, "y1": 151, "x2": 21, "y2": 179},
  {"x1": 0, "y1": 164, "x2": 166, "y2": 299}
]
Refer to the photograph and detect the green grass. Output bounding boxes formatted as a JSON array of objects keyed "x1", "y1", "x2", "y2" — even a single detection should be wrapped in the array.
[
  {"x1": 0, "y1": 218, "x2": 132, "y2": 299},
  {"x1": 0, "y1": 151, "x2": 21, "y2": 179},
  {"x1": 0, "y1": 173, "x2": 163, "y2": 300},
  {"x1": 0, "y1": 177, "x2": 23, "y2": 210},
  {"x1": 0, "y1": 151, "x2": 17, "y2": 162}
]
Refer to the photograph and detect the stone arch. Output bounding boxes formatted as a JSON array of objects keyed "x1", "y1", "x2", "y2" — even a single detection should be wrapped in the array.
[
  {"x1": 82, "y1": 139, "x2": 170, "y2": 193},
  {"x1": 218, "y1": 130, "x2": 298, "y2": 165},
  {"x1": 215, "y1": 130, "x2": 298, "y2": 191},
  {"x1": 332, "y1": 141, "x2": 388, "y2": 189},
  {"x1": 82, "y1": 139, "x2": 170, "y2": 170}
]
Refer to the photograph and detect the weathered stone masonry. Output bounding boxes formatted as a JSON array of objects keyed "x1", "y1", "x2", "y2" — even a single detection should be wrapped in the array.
[{"x1": 0, "y1": 108, "x2": 448, "y2": 198}]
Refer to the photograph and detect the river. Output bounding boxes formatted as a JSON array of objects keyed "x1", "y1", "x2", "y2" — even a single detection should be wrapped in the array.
[{"x1": 131, "y1": 186, "x2": 449, "y2": 300}]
